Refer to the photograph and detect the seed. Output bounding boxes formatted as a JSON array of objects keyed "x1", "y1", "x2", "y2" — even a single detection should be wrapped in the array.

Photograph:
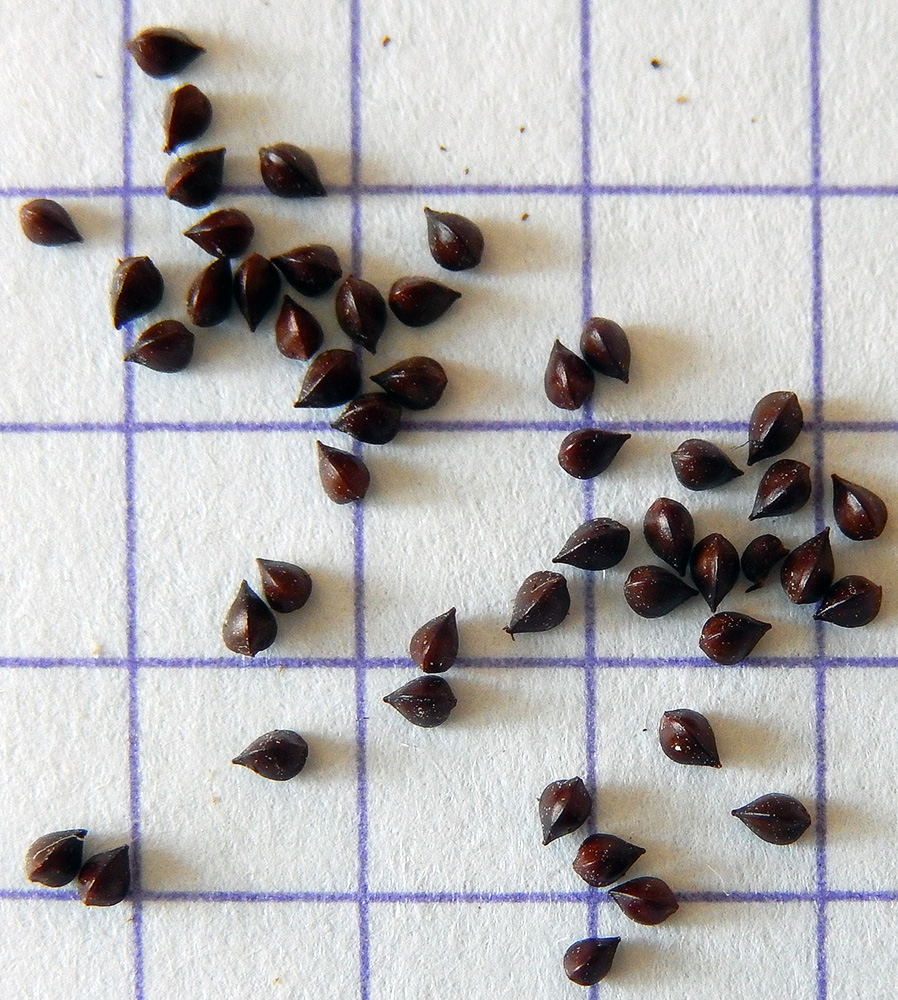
[
  {"x1": 552, "y1": 518, "x2": 630, "y2": 571},
  {"x1": 609, "y1": 876, "x2": 679, "y2": 925},
  {"x1": 232, "y1": 730, "x2": 309, "y2": 780},
  {"x1": 234, "y1": 253, "x2": 280, "y2": 331},
  {"x1": 813, "y1": 575, "x2": 882, "y2": 628},
  {"x1": 690, "y1": 533, "x2": 739, "y2": 611},
  {"x1": 504, "y1": 570, "x2": 570, "y2": 636},
  {"x1": 643, "y1": 497, "x2": 694, "y2": 576},
  {"x1": 659, "y1": 708, "x2": 721, "y2": 767},
  {"x1": 831, "y1": 474, "x2": 888, "y2": 540},
  {"x1": 731, "y1": 793, "x2": 811, "y2": 845},
  {"x1": 272, "y1": 245, "x2": 342, "y2": 297},
  {"x1": 126, "y1": 27, "x2": 204, "y2": 77},
  {"x1": 162, "y1": 83, "x2": 212, "y2": 153},
  {"x1": 544, "y1": 340, "x2": 595, "y2": 410},
  {"x1": 424, "y1": 207, "x2": 484, "y2": 270},
  {"x1": 316, "y1": 441, "x2": 371, "y2": 503},
  {"x1": 539, "y1": 777, "x2": 592, "y2": 845},
  {"x1": 164, "y1": 147, "x2": 226, "y2": 208},
  {"x1": 25, "y1": 829, "x2": 87, "y2": 887},
  {"x1": 410, "y1": 608, "x2": 459, "y2": 673},
  {"x1": 699, "y1": 611, "x2": 771, "y2": 664},
  {"x1": 222, "y1": 580, "x2": 278, "y2": 656},
  {"x1": 370, "y1": 356, "x2": 448, "y2": 410},
  {"x1": 183, "y1": 208, "x2": 254, "y2": 259},
  {"x1": 558, "y1": 429, "x2": 630, "y2": 479},
  {"x1": 671, "y1": 438, "x2": 743, "y2": 491},
  {"x1": 623, "y1": 565, "x2": 698, "y2": 618},
  {"x1": 259, "y1": 143, "x2": 326, "y2": 197},
  {"x1": 76, "y1": 846, "x2": 130, "y2": 906},
  {"x1": 383, "y1": 675, "x2": 458, "y2": 727},
  {"x1": 331, "y1": 393, "x2": 402, "y2": 445},
  {"x1": 562, "y1": 937, "x2": 620, "y2": 986},
  {"x1": 187, "y1": 257, "x2": 232, "y2": 327},
  {"x1": 572, "y1": 833, "x2": 645, "y2": 887},
  {"x1": 275, "y1": 296, "x2": 324, "y2": 360},
  {"x1": 294, "y1": 349, "x2": 361, "y2": 408},
  {"x1": 747, "y1": 391, "x2": 804, "y2": 465},
  {"x1": 335, "y1": 276, "x2": 387, "y2": 354},
  {"x1": 741, "y1": 534, "x2": 790, "y2": 592},
  {"x1": 749, "y1": 459, "x2": 812, "y2": 520},
  {"x1": 124, "y1": 320, "x2": 194, "y2": 372},
  {"x1": 110, "y1": 256, "x2": 164, "y2": 329},
  {"x1": 579, "y1": 317, "x2": 630, "y2": 382},
  {"x1": 256, "y1": 559, "x2": 313, "y2": 614},
  {"x1": 780, "y1": 527, "x2": 834, "y2": 604},
  {"x1": 388, "y1": 276, "x2": 461, "y2": 327},
  {"x1": 19, "y1": 199, "x2": 82, "y2": 245}
]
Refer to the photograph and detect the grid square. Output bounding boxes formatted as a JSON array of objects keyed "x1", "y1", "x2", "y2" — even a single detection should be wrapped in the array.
[{"x1": 828, "y1": 901, "x2": 898, "y2": 1000}]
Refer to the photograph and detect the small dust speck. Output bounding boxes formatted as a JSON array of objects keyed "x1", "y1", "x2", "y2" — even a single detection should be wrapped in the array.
[
  {"x1": 382, "y1": 36, "x2": 391, "y2": 46},
  {"x1": 211, "y1": 797, "x2": 220, "y2": 804},
  {"x1": 650, "y1": 58, "x2": 662, "y2": 68},
  {"x1": 519, "y1": 126, "x2": 526, "y2": 133},
  {"x1": 677, "y1": 95, "x2": 689, "y2": 103},
  {"x1": 751, "y1": 117, "x2": 757, "y2": 123},
  {"x1": 464, "y1": 167, "x2": 469, "y2": 174},
  {"x1": 521, "y1": 213, "x2": 529, "y2": 221},
  {"x1": 439, "y1": 145, "x2": 447, "y2": 151}
]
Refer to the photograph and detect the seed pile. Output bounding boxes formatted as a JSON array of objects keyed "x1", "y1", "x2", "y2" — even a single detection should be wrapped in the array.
[{"x1": 25, "y1": 829, "x2": 131, "y2": 907}]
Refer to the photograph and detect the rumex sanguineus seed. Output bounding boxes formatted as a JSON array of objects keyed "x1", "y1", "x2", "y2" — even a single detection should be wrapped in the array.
[
  {"x1": 643, "y1": 497, "x2": 694, "y2": 576},
  {"x1": 780, "y1": 528, "x2": 834, "y2": 604},
  {"x1": 558, "y1": 429, "x2": 630, "y2": 479},
  {"x1": 259, "y1": 143, "x2": 326, "y2": 198},
  {"x1": 388, "y1": 276, "x2": 460, "y2": 327},
  {"x1": 126, "y1": 27, "x2": 204, "y2": 78},
  {"x1": 275, "y1": 296, "x2": 324, "y2": 360},
  {"x1": 19, "y1": 199, "x2": 82, "y2": 246},
  {"x1": 234, "y1": 253, "x2": 280, "y2": 331},
  {"x1": 232, "y1": 730, "x2": 309, "y2": 780},
  {"x1": 272, "y1": 245, "x2": 342, "y2": 297},
  {"x1": 579, "y1": 317, "x2": 630, "y2": 382},
  {"x1": 125, "y1": 320, "x2": 194, "y2": 372},
  {"x1": 222, "y1": 581, "x2": 278, "y2": 657},
  {"x1": 424, "y1": 207, "x2": 484, "y2": 271},
  {"x1": 731, "y1": 793, "x2": 811, "y2": 844},
  {"x1": 163, "y1": 83, "x2": 212, "y2": 153},
  {"x1": 699, "y1": 612, "x2": 771, "y2": 664},
  {"x1": 623, "y1": 565, "x2": 698, "y2": 618},
  {"x1": 813, "y1": 575, "x2": 882, "y2": 628},
  {"x1": 316, "y1": 441, "x2": 370, "y2": 503},
  {"x1": 690, "y1": 533, "x2": 739, "y2": 611},
  {"x1": 410, "y1": 608, "x2": 459, "y2": 673},
  {"x1": 741, "y1": 534, "x2": 790, "y2": 592},
  {"x1": 187, "y1": 257, "x2": 232, "y2": 327},
  {"x1": 256, "y1": 559, "x2": 312, "y2": 614},
  {"x1": 563, "y1": 938, "x2": 620, "y2": 986},
  {"x1": 383, "y1": 675, "x2": 458, "y2": 728},
  {"x1": 747, "y1": 391, "x2": 804, "y2": 466},
  {"x1": 294, "y1": 349, "x2": 361, "y2": 408},
  {"x1": 572, "y1": 833, "x2": 645, "y2": 887},
  {"x1": 538, "y1": 776, "x2": 592, "y2": 845},
  {"x1": 504, "y1": 571, "x2": 570, "y2": 636},
  {"x1": 749, "y1": 459, "x2": 812, "y2": 520},
  {"x1": 831, "y1": 474, "x2": 888, "y2": 540},
  {"x1": 164, "y1": 147, "x2": 225, "y2": 208},
  {"x1": 25, "y1": 829, "x2": 87, "y2": 887},
  {"x1": 331, "y1": 393, "x2": 402, "y2": 445},
  {"x1": 609, "y1": 876, "x2": 679, "y2": 925},
  {"x1": 183, "y1": 208, "x2": 254, "y2": 259},
  {"x1": 77, "y1": 846, "x2": 130, "y2": 907},
  {"x1": 544, "y1": 340, "x2": 595, "y2": 410},
  {"x1": 671, "y1": 438, "x2": 743, "y2": 491},
  {"x1": 659, "y1": 708, "x2": 721, "y2": 768},
  {"x1": 370, "y1": 356, "x2": 448, "y2": 410},
  {"x1": 110, "y1": 256, "x2": 164, "y2": 329},
  {"x1": 552, "y1": 518, "x2": 630, "y2": 571},
  {"x1": 335, "y1": 276, "x2": 387, "y2": 353}
]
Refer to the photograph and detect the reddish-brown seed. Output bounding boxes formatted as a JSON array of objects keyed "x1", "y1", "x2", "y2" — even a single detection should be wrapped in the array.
[
  {"x1": 552, "y1": 518, "x2": 630, "y2": 571},
  {"x1": 383, "y1": 675, "x2": 458, "y2": 727},
  {"x1": 272, "y1": 245, "x2": 342, "y2": 297},
  {"x1": 732, "y1": 793, "x2": 811, "y2": 844},
  {"x1": 316, "y1": 441, "x2": 370, "y2": 503},
  {"x1": 275, "y1": 296, "x2": 324, "y2": 360},
  {"x1": 504, "y1": 571, "x2": 570, "y2": 636},
  {"x1": 25, "y1": 829, "x2": 87, "y2": 887},
  {"x1": 563, "y1": 938, "x2": 620, "y2": 986},
  {"x1": 544, "y1": 340, "x2": 595, "y2": 410},
  {"x1": 164, "y1": 147, "x2": 225, "y2": 208},
  {"x1": 558, "y1": 429, "x2": 630, "y2": 479},
  {"x1": 690, "y1": 533, "x2": 740, "y2": 611},
  {"x1": 370, "y1": 356, "x2": 448, "y2": 410},
  {"x1": 741, "y1": 534, "x2": 790, "y2": 592},
  {"x1": 256, "y1": 559, "x2": 313, "y2": 614},
  {"x1": 232, "y1": 730, "x2": 309, "y2": 780},
  {"x1": 699, "y1": 612, "x2": 771, "y2": 664},
  {"x1": 125, "y1": 320, "x2": 195, "y2": 372},
  {"x1": 609, "y1": 877, "x2": 679, "y2": 925},
  {"x1": 749, "y1": 459, "x2": 812, "y2": 520},
  {"x1": 234, "y1": 253, "x2": 280, "y2": 331},
  {"x1": 579, "y1": 317, "x2": 630, "y2": 382},
  {"x1": 259, "y1": 143, "x2": 326, "y2": 197},
  {"x1": 331, "y1": 393, "x2": 402, "y2": 444},
  {"x1": 671, "y1": 439, "x2": 743, "y2": 491},
  {"x1": 831, "y1": 474, "x2": 888, "y2": 540},
  {"x1": 126, "y1": 27, "x2": 204, "y2": 77},
  {"x1": 388, "y1": 276, "x2": 461, "y2": 327},
  {"x1": 780, "y1": 528, "x2": 834, "y2": 604},
  {"x1": 294, "y1": 349, "x2": 361, "y2": 408},
  {"x1": 19, "y1": 199, "x2": 82, "y2": 245},
  {"x1": 424, "y1": 207, "x2": 484, "y2": 270},
  {"x1": 624, "y1": 566, "x2": 698, "y2": 618},
  {"x1": 813, "y1": 575, "x2": 882, "y2": 628},
  {"x1": 77, "y1": 846, "x2": 130, "y2": 906},
  {"x1": 111, "y1": 256, "x2": 164, "y2": 329},
  {"x1": 572, "y1": 833, "x2": 645, "y2": 887},
  {"x1": 659, "y1": 708, "x2": 721, "y2": 767},
  {"x1": 163, "y1": 83, "x2": 212, "y2": 153},
  {"x1": 187, "y1": 257, "x2": 232, "y2": 327},
  {"x1": 335, "y1": 276, "x2": 387, "y2": 353},
  {"x1": 183, "y1": 208, "x2": 254, "y2": 259},
  {"x1": 222, "y1": 581, "x2": 278, "y2": 657},
  {"x1": 538, "y1": 776, "x2": 592, "y2": 845},
  {"x1": 410, "y1": 608, "x2": 459, "y2": 673},
  {"x1": 643, "y1": 498, "x2": 694, "y2": 576},
  {"x1": 747, "y1": 391, "x2": 804, "y2": 465}
]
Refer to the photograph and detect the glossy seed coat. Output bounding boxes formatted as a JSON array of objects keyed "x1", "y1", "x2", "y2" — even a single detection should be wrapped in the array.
[
  {"x1": 294, "y1": 349, "x2": 361, "y2": 408},
  {"x1": 831, "y1": 474, "x2": 888, "y2": 540},
  {"x1": 623, "y1": 566, "x2": 698, "y2": 618},
  {"x1": 552, "y1": 518, "x2": 630, "y2": 571},
  {"x1": 750, "y1": 459, "x2": 812, "y2": 520},
  {"x1": 609, "y1": 877, "x2": 679, "y2": 925},
  {"x1": 187, "y1": 257, "x2": 232, "y2": 327},
  {"x1": 388, "y1": 276, "x2": 461, "y2": 327},
  {"x1": 19, "y1": 199, "x2": 82, "y2": 245},
  {"x1": 572, "y1": 833, "x2": 645, "y2": 887},
  {"x1": 111, "y1": 256, "x2": 164, "y2": 329},
  {"x1": 544, "y1": 340, "x2": 595, "y2": 410},
  {"x1": 125, "y1": 320, "x2": 194, "y2": 372},
  {"x1": 331, "y1": 393, "x2": 402, "y2": 444},
  {"x1": 163, "y1": 83, "x2": 212, "y2": 153},
  {"x1": 747, "y1": 391, "x2": 804, "y2": 465},
  {"x1": 232, "y1": 730, "x2": 309, "y2": 780},
  {"x1": 77, "y1": 846, "x2": 130, "y2": 906},
  {"x1": 780, "y1": 528, "x2": 834, "y2": 604},
  {"x1": 25, "y1": 829, "x2": 87, "y2": 887},
  {"x1": 563, "y1": 938, "x2": 620, "y2": 986},
  {"x1": 558, "y1": 429, "x2": 630, "y2": 479},
  {"x1": 335, "y1": 276, "x2": 387, "y2": 353},
  {"x1": 259, "y1": 143, "x2": 326, "y2": 197},
  {"x1": 164, "y1": 147, "x2": 225, "y2": 208},
  {"x1": 690, "y1": 533, "x2": 740, "y2": 611},
  {"x1": 579, "y1": 317, "x2": 630, "y2": 382},
  {"x1": 410, "y1": 608, "x2": 458, "y2": 673},
  {"x1": 126, "y1": 27, "x2": 204, "y2": 77},
  {"x1": 184, "y1": 208, "x2": 254, "y2": 259},
  {"x1": 371, "y1": 356, "x2": 448, "y2": 410},
  {"x1": 272, "y1": 245, "x2": 342, "y2": 297},
  {"x1": 659, "y1": 709, "x2": 721, "y2": 767},
  {"x1": 741, "y1": 534, "x2": 790, "y2": 592},
  {"x1": 538, "y1": 777, "x2": 592, "y2": 845},
  {"x1": 256, "y1": 559, "x2": 312, "y2": 614},
  {"x1": 316, "y1": 441, "x2": 370, "y2": 504},
  {"x1": 275, "y1": 296, "x2": 324, "y2": 360},
  {"x1": 644, "y1": 498, "x2": 695, "y2": 576},
  {"x1": 699, "y1": 612, "x2": 771, "y2": 664},
  {"x1": 383, "y1": 675, "x2": 457, "y2": 727},
  {"x1": 234, "y1": 253, "x2": 280, "y2": 331},
  {"x1": 222, "y1": 581, "x2": 278, "y2": 657},
  {"x1": 671, "y1": 439, "x2": 743, "y2": 491},
  {"x1": 504, "y1": 571, "x2": 570, "y2": 636},
  {"x1": 424, "y1": 207, "x2": 484, "y2": 270},
  {"x1": 814, "y1": 575, "x2": 882, "y2": 628},
  {"x1": 732, "y1": 793, "x2": 811, "y2": 844}
]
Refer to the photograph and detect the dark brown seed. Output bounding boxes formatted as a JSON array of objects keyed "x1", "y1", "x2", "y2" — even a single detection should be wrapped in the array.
[
  {"x1": 741, "y1": 534, "x2": 790, "y2": 592},
  {"x1": 609, "y1": 876, "x2": 679, "y2": 925},
  {"x1": 316, "y1": 441, "x2": 370, "y2": 503},
  {"x1": 125, "y1": 320, "x2": 194, "y2": 372},
  {"x1": 77, "y1": 846, "x2": 130, "y2": 906},
  {"x1": 558, "y1": 429, "x2": 630, "y2": 479},
  {"x1": 294, "y1": 349, "x2": 361, "y2": 408},
  {"x1": 814, "y1": 575, "x2": 882, "y2": 628},
  {"x1": 383, "y1": 675, "x2": 457, "y2": 727},
  {"x1": 272, "y1": 245, "x2": 342, "y2": 297},
  {"x1": 126, "y1": 27, "x2": 204, "y2": 77},
  {"x1": 699, "y1": 612, "x2": 771, "y2": 664},
  {"x1": 544, "y1": 340, "x2": 595, "y2": 410},
  {"x1": 780, "y1": 528, "x2": 834, "y2": 604},
  {"x1": 163, "y1": 83, "x2": 212, "y2": 153},
  {"x1": 184, "y1": 208, "x2": 254, "y2": 259},
  {"x1": 232, "y1": 730, "x2": 309, "y2": 780},
  {"x1": 388, "y1": 276, "x2": 461, "y2": 327},
  {"x1": 572, "y1": 833, "x2": 645, "y2": 887},
  {"x1": 164, "y1": 147, "x2": 225, "y2": 208},
  {"x1": 331, "y1": 393, "x2": 402, "y2": 445},
  {"x1": 259, "y1": 143, "x2": 326, "y2": 198},
  {"x1": 750, "y1": 459, "x2": 812, "y2": 520},
  {"x1": 671, "y1": 439, "x2": 743, "y2": 491},
  {"x1": 187, "y1": 257, "x2": 232, "y2": 327},
  {"x1": 563, "y1": 938, "x2": 620, "y2": 986},
  {"x1": 222, "y1": 581, "x2": 278, "y2": 657},
  {"x1": 25, "y1": 829, "x2": 87, "y2": 887},
  {"x1": 256, "y1": 559, "x2": 312, "y2": 614},
  {"x1": 234, "y1": 253, "x2": 280, "y2": 331},
  {"x1": 19, "y1": 199, "x2": 82, "y2": 245},
  {"x1": 747, "y1": 391, "x2": 804, "y2": 465},
  {"x1": 410, "y1": 608, "x2": 458, "y2": 673},
  {"x1": 623, "y1": 565, "x2": 698, "y2": 618},
  {"x1": 731, "y1": 793, "x2": 811, "y2": 844},
  {"x1": 552, "y1": 518, "x2": 630, "y2": 571},
  {"x1": 335, "y1": 276, "x2": 387, "y2": 353},
  {"x1": 110, "y1": 256, "x2": 164, "y2": 329},
  {"x1": 275, "y1": 296, "x2": 324, "y2": 360},
  {"x1": 690, "y1": 533, "x2": 740, "y2": 611},
  {"x1": 831, "y1": 474, "x2": 888, "y2": 541},
  {"x1": 579, "y1": 317, "x2": 630, "y2": 382},
  {"x1": 371, "y1": 356, "x2": 448, "y2": 410},
  {"x1": 424, "y1": 206, "x2": 484, "y2": 271},
  {"x1": 643, "y1": 497, "x2": 694, "y2": 576},
  {"x1": 659, "y1": 708, "x2": 721, "y2": 767},
  {"x1": 504, "y1": 571, "x2": 570, "y2": 636},
  {"x1": 538, "y1": 776, "x2": 592, "y2": 845}
]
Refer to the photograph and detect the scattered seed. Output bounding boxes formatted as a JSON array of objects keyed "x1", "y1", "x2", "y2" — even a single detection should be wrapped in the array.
[
  {"x1": 572, "y1": 833, "x2": 645, "y2": 886},
  {"x1": 370, "y1": 356, "x2": 448, "y2": 410},
  {"x1": 623, "y1": 565, "x2": 698, "y2": 618},
  {"x1": 609, "y1": 876, "x2": 679, "y2": 925},
  {"x1": 558, "y1": 429, "x2": 630, "y2": 479},
  {"x1": 699, "y1": 611, "x2": 771, "y2": 664},
  {"x1": 747, "y1": 391, "x2": 804, "y2": 465},
  {"x1": 831, "y1": 474, "x2": 888, "y2": 540},
  {"x1": 659, "y1": 708, "x2": 721, "y2": 768},
  {"x1": 19, "y1": 199, "x2": 82, "y2": 245},
  {"x1": 272, "y1": 245, "x2": 342, "y2": 297},
  {"x1": 780, "y1": 527, "x2": 834, "y2": 604},
  {"x1": 544, "y1": 340, "x2": 595, "y2": 410},
  {"x1": 164, "y1": 147, "x2": 226, "y2": 208},
  {"x1": 316, "y1": 441, "x2": 371, "y2": 503},
  {"x1": 690, "y1": 533, "x2": 739, "y2": 611},
  {"x1": 335, "y1": 276, "x2": 387, "y2": 353},
  {"x1": 187, "y1": 257, "x2": 232, "y2": 327},
  {"x1": 741, "y1": 534, "x2": 790, "y2": 592},
  {"x1": 110, "y1": 256, "x2": 164, "y2": 329},
  {"x1": 563, "y1": 938, "x2": 620, "y2": 986},
  {"x1": 126, "y1": 27, "x2": 204, "y2": 77},
  {"x1": 643, "y1": 497, "x2": 694, "y2": 576},
  {"x1": 275, "y1": 296, "x2": 324, "y2": 360},
  {"x1": 579, "y1": 317, "x2": 630, "y2": 382},
  {"x1": 749, "y1": 459, "x2": 812, "y2": 520},
  {"x1": 183, "y1": 208, "x2": 254, "y2": 259},
  {"x1": 256, "y1": 559, "x2": 313, "y2": 614},
  {"x1": 294, "y1": 349, "x2": 361, "y2": 408},
  {"x1": 388, "y1": 276, "x2": 461, "y2": 327},
  {"x1": 504, "y1": 571, "x2": 570, "y2": 636},
  {"x1": 424, "y1": 207, "x2": 484, "y2": 270},
  {"x1": 813, "y1": 575, "x2": 882, "y2": 628},
  {"x1": 552, "y1": 518, "x2": 630, "y2": 571},
  {"x1": 383, "y1": 675, "x2": 458, "y2": 727},
  {"x1": 410, "y1": 608, "x2": 458, "y2": 673},
  {"x1": 25, "y1": 829, "x2": 87, "y2": 887},
  {"x1": 163, "y1": 83, "x2": 212, "y2": 153},
  {"x1": 76, "y1": 846, "x2": 130, "y2": 906},
  {"x1": 731, "y1": 793, "x2": 811, "y2": 844},
  {"x1": 650, "y1": 58, "x2": 662, "y2": 68},
  {"x1": 259, "y1": 143, "x2": 326, "y2": 198},
  {"x1": 234, "y1": 253, "x2": 280, "y2": 331},
  {"x1": 232, "y1": 730, "x2": 309, "y2": 780},
  {"x1": 222, "y1": 580, "x2": 278, "y2": 657},
  {"x1": 331, "y1": 393, "x2": 402, "y2": 444},
  {"x1": 671, "y1": 439, "x2": 743, "y2": 491},
  {"x1": 125, "y1": 319, "x2": 194, "y2": 372},
  {"x1": 538, "y1": 776, "x2": 592, "y2": 845}
]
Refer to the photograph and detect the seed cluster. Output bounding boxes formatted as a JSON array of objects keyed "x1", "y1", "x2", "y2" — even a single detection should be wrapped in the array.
[{"x1": 25, "y1": 829, "x2": 130, "y2": 907}]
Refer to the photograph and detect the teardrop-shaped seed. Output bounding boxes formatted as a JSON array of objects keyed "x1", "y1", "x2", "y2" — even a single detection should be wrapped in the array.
[
  {"x1": 659, "y1": 708, "x2": 721, "y2": 767},
  {"x1": 563, "y1": 938, "x2": 620, "y2": 986},
  {"x1": 699, "y1": 612, "x2": 771, "y2": 664},
  {"x1": 410, "y1": 608, "x2": 458, "y2": 673},
  {"x1": 831, "y1": 474, "x2": 888, "y2": 540},
  {"x1": 609, "y1": 876, "x2": 679, "y2": 925},
  {"x1": 671, "y1": 438, "x2": 743, "y2": 491},
  {"x1": 111, "y1": 256, "x2": 164, "y2": 329},
  {"x1": 504, "y1": 571, "x2": 570, "y2": 636},
  {"x1": 732, "y1": 793, "x2": 811, "y2": 844},
  {"x1": 750, "y1": 459, "x2": 812, "y2": 520},
  {"x1": 272, "y1": 245, "x2": 342, "y2": 297},
  {"x1": 544, "y1": 340, "x2": 595, "y2": 410},
  {"x1": 275, "y1": 297, "x2": 324, "y2": 360},
  {"x1": 19, "y1": 199, "x2": 82, "y2": 245},
  {"x1": 163, "y1": 83, "x2": 212, "y2": 153},
  {"x1": 371, "y1": 356, "x2": 447, "y2": 410},
  {"x1": 573, "y1": 833, "x2": 645, "y2": 887},
  {"x1": 335, "y1": 276, "x2": 387, "y2": 353},
  {"x1": 77, "y1": 846, "x2": 130, "y2": 906},
  {"x1": 643, "y1": 497, "x2": 694, "y2": 576},
  {"x1": 25, "y1": 829, "x2": 87, "y2": 887},
  {"x1": 184, "y1": 208, "x2": 254, "y2": 259},
  {"x1": 424, "y1": 207, "x2": 484, "y2": 270},
  {"x1": 383, "y1": 675, "x2": 457, "y2": 727},
  {"x1": 538, "y1": 776, "x2": 592, "y2": 845},
  {"x1": 259, "y1": 143, "x2": 326, "y2": 197},
  {"x1": 294, "y1": 349, "x2": 361, "y2": 408},
  {"x1": 388, "y1": 276, "x2": 461, "y2": 327},
  {"x1": 222, "y1": 581, "x2": 278, "y2": 657},
  {"x1": 316, "y1": 441, "x2": 371, "y2": 504},
  {"x1": 187, "y1": 257, "x2": 232, "y2": 327},
  {"x1": 690, "y1": 533, "x2": 740, "y2": 611},
  {"x1": 256, "y1": 559, "x2": 312, "y2": 614},
  {"x1": 232, "y1": 729, "x2": 309, "y2": 780},
  {"x1": 331, "y1": 393, "x2": 402, "y2": 445},
  {"x1": 741, "y1": 534, "x2": 790, "y2": 592},
  {"x1": 126, "y1": 27, "x2": 204, "y2": 77},
  {"x1": 813, "y1": 575, "x2": 882, "y2": 628},
  {"x1": 579, "y1": 317, "x2": 630, "y2": 382},
  {"x1": 125, "y1": 320, "x2": 194, "y2": 372},
  {"x1": 624, "y1": 566, "x2": 698, "y2": 618},
  {"x1": 747, "y1": 391, "x2": 804, "y2": 465},
  {"x1": 552, "y1": 518, "x2": 630, "y2": 571},
  {"x1": 234, "y1": 253, "x2": 280, "y2": 331},
  {"x1": 558, "y1": 429, "x2": 630, "y2": 479},
  {"x1": 164, "y1": 147, "x2": 225, "y2": 208},
  {"x1": 780, "y1": 528, "x2": 834, "y2": 604}
]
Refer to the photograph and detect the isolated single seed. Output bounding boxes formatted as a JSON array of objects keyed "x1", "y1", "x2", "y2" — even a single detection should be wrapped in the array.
[
  {"x1": 643, "y1": 497, "x2": 694, "y2": 576},
  {"x1": 316, "y1": 441, "x2": 370, "y2": 504},
  {"x1": 272, "y1": 245, "x2": 342, "y2": 297},
  {"x1": 558, "y1": 429, "x2": 630, "y2": 479},
  {"x1": 831, "y1": 474, "x2": 888, "y2": 540},
  {"x1": 671, "y1": 438, "x2": 743, "y2": 491},
  {"x1": 388, "y1": 276, "x2": 461, "y2": 327},
  {"x1": 544, "y1": 340, "x2": 595, "y2": 410},
  {"x1": 187, "y1": 257, "x2": 232, "y2": 327},
  {"x1": 19, "y1": 199, "x2": 82, "y2": 245},
  {"x1": 164, "y1": 147, "x2": 225, "y2": 208},
  {"x1": 25, "y1": 829, "x2": 87, "y2": 887},
  {"x1": 813, "y1": 575, "x2": 882, "y2": 628},
  {"x1": 163, "y1": 83, "x2": 212, "y2": 153},
  {"x1": 424, "y1": 206, "x2": 484, "y2": 270},
  {"x1": 124, "y1": 320, "x2": 194, "y2": 372},
  {"x1": 699, "y1": 612, "x2": 771, "y2": 664},
  {"x1": 259, "y1": 143, "x2": 326, "y2": 197},
  {"x1": 370, "y1": 356, "x2": 447, "y2": 410},
  {"x1": 552, "y1": 518, "x2": 630, "y2": 571},
  {"x1": 331, "y1": 393, "x2": 402, "y2": 444},
  {"x1": 659, "y1": 708, "x2": 721, "y2": 767},
  {"x1": 572, "y1": 833, "x2": 645, "y2": 887},
  {"x1": 609, "y1": 877, "x2": 679, "y2": 925},
  {"x1": 749, "y1": 459, "x2": 812, "y2": 520},
  {"x1": 383, "y1": 675, "x2": 457, "y2": 727},
  {"x1": 183, "y1": 208, "x2": 254, "y2": 259},
  {"x1": 780, "y1": 528, "x2": 834, "y2": 604},
  {"x1": 579, "y1": 317, "x2": 630, "y2": 382},
  {"x1": 410, "y1": 608, "x2": 459, "y2": 673},
  {"x1": 690, "y1": 533, "x2": 740, "y2": 611},
  {"x1": 563, "y1": 938, "x2": 620, "y2": 986},
  {"x1": 256, "y1": 559, "x2": 312, "y2": 614},
  {"x1": 747, "y1": 391, "x2": 804, "y2": 465},
  {"x1": 275, "y1": 296, "x2": 324, "y2": 360},
  {"x1": 294, "y1": 349, "x2": 361, "y2": 408},
  {"x1": 623, "y1": 565, "x2": 698, "y2": 618},
  {"x1": 77, "y1": 846, "x2": 130, "y2": 906},
  {"x1": 731, "y1": 793, "x2": 811, "y2": 845},
  {"x1": 538, "y1": 776, "x2": 592, "y2": 845},
  {"x1": 335, "y1": 276, "x2": 387, "y2": 353},
  {"x1": 126, "y1": 27, "x2": 204, "y2": 77},
  {"x1": 234, "y1": 253, "x2": 280, "y2": 331},
  {"x1": 232, "y1": 730, "x2": 309, "y2": 780},
  {"x1": 741, "y1": 534, "x2": 790, "y2": 592},
  {"x1": 222, "y1": 581, "x2": 278, "y2": 657},
  {"x1": 110, "y1": 256, "x2": 164, "y2": 329},
  {"x1": 504, "y1": 571, "x2": 570, "y2": 636}
]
